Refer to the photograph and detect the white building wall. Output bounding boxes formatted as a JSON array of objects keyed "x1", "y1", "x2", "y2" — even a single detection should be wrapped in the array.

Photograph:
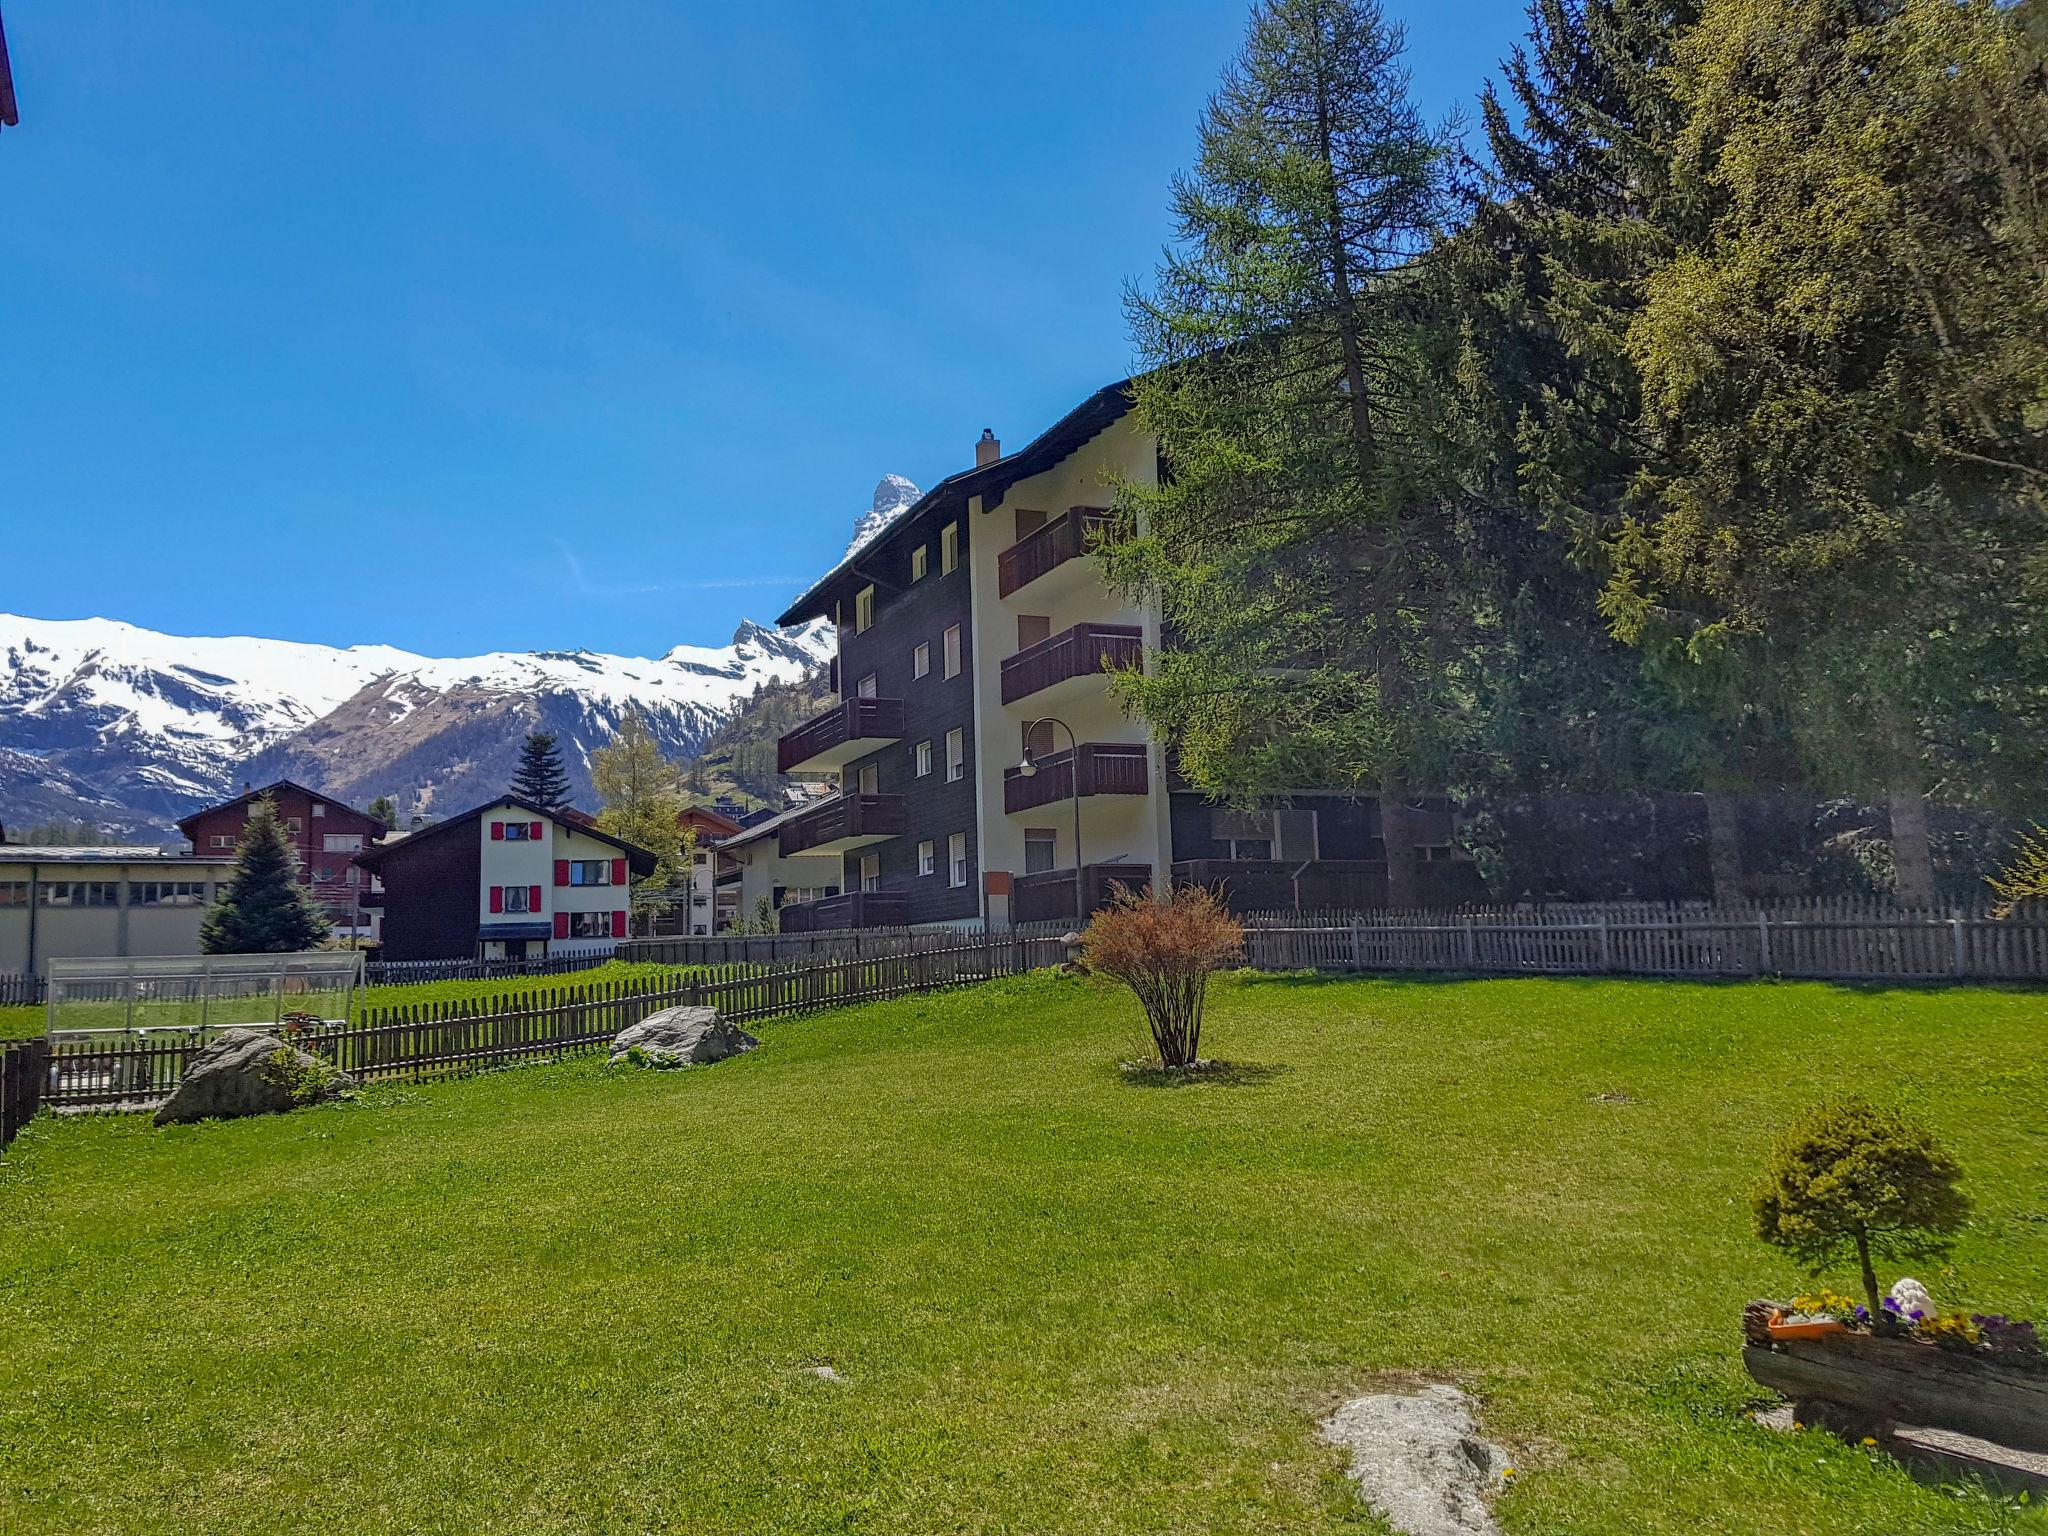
[
  {"x1": 474, "y1": 811, "x2": 632, "y2": 958},
  {"x1": 0, "y1": 858, "x2": 228, "y2": 976}
]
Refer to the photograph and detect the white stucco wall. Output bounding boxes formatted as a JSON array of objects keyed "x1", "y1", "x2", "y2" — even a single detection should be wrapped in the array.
[{"x1": 475, "y1": 812, "x2": 632, "y2": 955}]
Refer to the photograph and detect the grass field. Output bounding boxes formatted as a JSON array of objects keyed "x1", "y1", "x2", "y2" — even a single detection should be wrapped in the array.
[
  {"x1": 0, "y1": 960, "x2": 704, "y2": 1043},
  {"x1": 3, "y1": 972, "x2": 2044, "y2": 1534}
]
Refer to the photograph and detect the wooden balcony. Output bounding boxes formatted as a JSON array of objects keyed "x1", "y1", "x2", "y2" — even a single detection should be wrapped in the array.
[
  {"x1": 1000, "y1": 622, "x2": 1143, "y2": 707},
  {"x1": 777, "y1": 695, "x2": 905, "y2": 774},
  {"x1": 778, "y1": 793, "x2": 906, "y2": 857},
  {"x1": 996, "y1": 506, "x2": 1114, "y2": 598},
  {"x1": 1002, "y1": 742, "x2": 1149, "y2": 814},
  {"x1": 777, "y1": 890, "x2": 910, "y2": 933},
  {"x1": 1011, "y1": 863, "x2": 1151, "y2": 925}
]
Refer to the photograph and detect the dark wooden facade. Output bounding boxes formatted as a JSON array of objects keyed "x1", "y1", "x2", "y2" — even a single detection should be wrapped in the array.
[
  {"x1": 367, "y1": 816, "x2": 482, "y2": 961},
  {"x1": 177, "y1": 780, "x2": 387, "y2": 917}
]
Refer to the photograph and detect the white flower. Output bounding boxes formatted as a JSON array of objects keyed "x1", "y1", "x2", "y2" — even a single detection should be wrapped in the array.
[{"x1": 1888, "y1": 1277, "x2": 1934, "y2": 1319}]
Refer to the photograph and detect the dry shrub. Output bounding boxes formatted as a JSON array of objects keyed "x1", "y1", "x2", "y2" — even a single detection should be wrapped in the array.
[{"x1": 1081, "y1": 884, "x2": 1244, "y2": 1068}]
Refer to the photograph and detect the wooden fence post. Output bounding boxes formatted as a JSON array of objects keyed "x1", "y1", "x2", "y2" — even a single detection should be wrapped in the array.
[
  {"x1": 1757, "y1": 910, "x2": 1771, "y2": 976},
  {"x1": 1951, "y1": 911, "x2": 1968, "y2": 978}
]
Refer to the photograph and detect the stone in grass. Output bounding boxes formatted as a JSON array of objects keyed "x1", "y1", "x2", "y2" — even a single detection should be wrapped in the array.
[
  {"x1": 154, "y1": 1030, "x2": 354, "y2": 1126},
  {"x1": 1318, "y1": 1385, "x2": 1512, "y2": 1536},
  {"x1": 609, "y1": 1006, "x2": 759, "y2": 1069}
]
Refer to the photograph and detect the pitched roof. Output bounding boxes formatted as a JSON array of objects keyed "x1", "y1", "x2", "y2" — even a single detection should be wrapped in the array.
[
  {"x1": 352, "y1": 794, "x2": 659, "y2": 876},
  {"x1": 176, "y1": 778, "x2": 390, "y2": 838},
  {"x1": 777, "y1": 375, "x2": 1135, "y2": 626},
  {"x1": 714, "y1": 796, "x2": 826, "y2": 852}
]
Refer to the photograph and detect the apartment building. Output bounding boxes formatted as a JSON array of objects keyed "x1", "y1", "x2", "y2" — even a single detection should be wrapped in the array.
[
  {"x1": 773, "y1": 378, "x2": 1477, "y2": 931},
  {"x1": 178, "y1": 780, "x2": 388, "y2": 937}
]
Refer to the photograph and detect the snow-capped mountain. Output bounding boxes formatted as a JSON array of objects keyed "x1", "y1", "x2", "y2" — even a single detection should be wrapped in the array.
[
  {"x1": 844, "y1": 474, "x2": 922, "y2": 558},
  {"x1": 0, "y1": 613, "x2": 833, "y2": 841}
]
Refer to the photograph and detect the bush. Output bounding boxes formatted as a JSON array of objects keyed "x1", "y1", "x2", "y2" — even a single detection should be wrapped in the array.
[
  {"x1": 1081, "y1": 885, "x2": 1243, "y2": 1069},
  {"x1": 1752, "y1": 1097, "x2": 1970, "y2": 1327}
]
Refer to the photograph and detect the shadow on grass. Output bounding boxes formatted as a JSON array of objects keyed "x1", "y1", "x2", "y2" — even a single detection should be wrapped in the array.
[{"x1": 1116, "y1": 1059, "x2": 1294, "y2": 1089}]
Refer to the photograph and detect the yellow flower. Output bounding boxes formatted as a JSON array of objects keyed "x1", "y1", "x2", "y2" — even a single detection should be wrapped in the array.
[
  {"x1": 1860, "y1": 1437, "x2": 1878, "y2": 1448},
  {"x1": 1501, "y1": 1467, "x2": 1517, "y2": 1480}
]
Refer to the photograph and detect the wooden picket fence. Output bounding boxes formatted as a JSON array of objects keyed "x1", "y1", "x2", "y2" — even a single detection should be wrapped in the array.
[
  {"x1": 1234, "y1": 900, "x2": 2048, "y2": 982},
  {"x1": 38, "y1": 932, "x2": 1069, "y2": 1111},
  {"x1": 0, "y1": 972, "x2": 45, "y2": 1008},
  {"x1": 2, "y1": 1039, "x2": 50, "y2": 1153}
]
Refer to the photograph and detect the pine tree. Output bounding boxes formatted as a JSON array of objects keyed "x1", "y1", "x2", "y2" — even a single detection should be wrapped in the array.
[
  {"x1": 591, "y1": 712, "x2": 684, "y2": 934},
  {"x1": 510, "y1": 731, "x2": 573, "y2": 811},
  {"x1": 200, "y1": 796, "x2": 332, "y2": 954},
  {"x1": 365, "y1": 795, "x2": 399, "y2": 829},
  {"x1": 1111, "y1": 0, "x2": 1464, "y2": 906}
]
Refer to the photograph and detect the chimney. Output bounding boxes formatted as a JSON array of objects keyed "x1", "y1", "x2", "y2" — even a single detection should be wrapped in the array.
[{"x1": 975, "y1": 427, "x2": 1000, "y2": 467}]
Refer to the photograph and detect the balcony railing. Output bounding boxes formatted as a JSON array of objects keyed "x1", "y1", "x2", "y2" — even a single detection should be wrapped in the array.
[
  {"x1": 778, "y1": 793, "x2": 907, "y2": 857},
  {"x1": 1000, "y1": 622, "x2": 1143, "y2": 706},
  {"x1": 777, "y1": 695, "x2": 906, "y2": 774},
  {"x1": 1002, "y1": 742, "x2": 1149, "y2": 814},
  {"x1": 1011, "y1": 863, "x2": 1152, "y2": 924},
  {"x1": 996, "y1": 506, "x2": 1114, "y2": 598},
  {"x1": 777, "y1": 890, "x2": 910, "y2": 933}
]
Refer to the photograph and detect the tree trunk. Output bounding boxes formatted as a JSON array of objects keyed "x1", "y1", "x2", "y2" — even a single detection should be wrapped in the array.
[
  {"x1": 1705, "y1": 792, "x2": 1746, "y2": 904},
  {"x1": 1382, "y1": 774, "x2": 1421, "y2": 910},
  {"x1": 1890, "y1": 783, "x2": 1937, "y2": 908}
]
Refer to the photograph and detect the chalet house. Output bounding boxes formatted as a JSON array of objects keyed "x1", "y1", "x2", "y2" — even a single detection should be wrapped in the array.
[
  {"x1": 177, "y1": 780, "x2": 389, "y2": 938},
  {"x1": 674, "y1": 804, "x2": 742, "y2": 936},
  {"x1": 354, "y1": 795, "x2": 656, "y2": 962},
  {"x1": 772, "y1": 379, "x2": 1480, "y2": 931},
  {"x1": 713, "y1": 803, "x2": 845, "y2": 930}
]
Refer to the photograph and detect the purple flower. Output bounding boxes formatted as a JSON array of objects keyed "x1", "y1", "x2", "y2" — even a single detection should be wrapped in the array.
[
  {"x1": 1853, "y1": 1305, "x2": 1869, "y2": 1322},
  {"x1": 1909, "y1": 1309, "x2": 1925, "y2": 1322},
  {"x1": 1882, "y1": 1297, "x2": 1901, "y2": 1313}
]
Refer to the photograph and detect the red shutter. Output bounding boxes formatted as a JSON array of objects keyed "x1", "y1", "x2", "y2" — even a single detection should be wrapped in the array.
[
  {"x1": 529, "y1": 885, "x2": 542, "y2": 911},
  {"x1": 554, "y1": 912, "x2": 569, "y2": 939},
  {"x1": 611, "y1": 857, "x2": 627, "y2": 887},
  {"x1": 554, "y1": 860, "x2": 569, "y2": 886},
  {"x1": 612, "y1": 909, "x2": 627, "y2": 938},
  {"x1": 488, "y1": 886, "x2": 504, "y2": 913},
  {"x1": 531, "y1": 821, "x2": 543, "y2": 840},
  {"x1": 491, "y1": 821, "x2": 505, "y2": 840}
]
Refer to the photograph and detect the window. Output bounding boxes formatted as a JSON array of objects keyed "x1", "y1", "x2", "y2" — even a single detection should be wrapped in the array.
[
  {"x1": 283, "y1": 817, "x2": 303, "y2": 834},
  {"x1": 42, "y1": 882, "x2": 119, "y2": 907},
  {"x1": 918, "y1": 840, "x2": 935, "y2": 877},
  {"x1": 131, "y1": 882, "x2": 206, "y2": 908},
  {"x1": 914, "y1": 740, "x2": 932, "y2": 777},
  {"x1": 1016, "y1": 614, "x2": 1051, "y2": 650},
  {"x1": 568, "y1": 860, "x2": 613, "y2": 886},
  {"x1": 1213, "y1": 809, "x2": 1277, "y2": 861},
  {"x1": 0, "y1": 883, "x2": 29, "y2": 908},
  {"x1": 855, "y1": 584, "x2": 876, "y2": 633},
  {"x1": 857, "y1": 763, "x2": 880, "y2": 795},
  {"x1": 322, "y1": 833, "x2": 364, "y2": 853},
  {"x1": 940, "y1": 522, "x2": 959, "y2": 573},
  {"x1": 208, "y1": 834, "x2": 233, "y2": 849},
  {"x1": 564, "y1": 910, "x2": 611, "y2": 938},
  {"x1": 943, "y1": 624, "x2": 962, "y2": 678},
  {"x1": 912, "y1": 642, "x2": 930, "y2": 680},
  {"x1": 501, "y1": 821, "x2": 536, "y2": 841},
  {"x1": 312, "y1": 803, "x2": 327, "y2": 818},
  {"x1": 945, "y1": 727, "x2": 965, "y2": 782},
  {"x1": 1024, "y1": 829, "x2": 1057, "y2": 875},
  {"x1": 910, "y1": 544, "x2": 928, "y2": 582},
  {"x1": 857, "y1": 673, "x2": 878, "y2": 699},
  {"x1": 860, "y1": 853, "x2": 881, "y2": 892},
  {"x1": 948, "y1": 832, "x2": 969, "y2": 888},
  {"x1": 500, "y1": 885, "x2": 535, "y2": 913}
]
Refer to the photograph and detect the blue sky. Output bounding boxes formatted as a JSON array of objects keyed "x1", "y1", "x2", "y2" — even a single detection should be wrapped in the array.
[{"x1": 1, "y1": 1, "x2": 1527, "y2": 658}]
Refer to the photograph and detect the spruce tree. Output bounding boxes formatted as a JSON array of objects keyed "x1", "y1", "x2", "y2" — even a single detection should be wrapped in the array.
[
  {"x1": 510, "y1": 730, "x2": 572, "y2": 811},
  {"x1": 200, "y1": 796, "x2": 332, "y2": 954},
  {"x1": 365, "y1": 795, "x2": 399, "y2": 829},
  {"x1": 1111, "y1": 0, "x2": 1464, "y2": 906}
]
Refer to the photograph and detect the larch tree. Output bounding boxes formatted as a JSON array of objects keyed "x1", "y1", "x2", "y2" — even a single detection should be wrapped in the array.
[
  {"x1": 591, "y1": 712, "x2": 684, "y2": 934},
  {"x1": 200, "y1": 796, "x2": 332, "y2": 954},
  {"x1": 1109, "y1": 0, "x2": 1465, "y2": 907}
]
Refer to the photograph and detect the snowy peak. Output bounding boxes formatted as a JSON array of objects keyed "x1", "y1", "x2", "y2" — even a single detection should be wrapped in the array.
[{"x1": 844, "y1": 474, "x2": 922, "y2": 558}]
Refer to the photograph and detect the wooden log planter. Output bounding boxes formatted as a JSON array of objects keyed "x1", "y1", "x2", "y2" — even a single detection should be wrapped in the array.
[{"x1": 1742, "y1": 1300, "x2": 2048, "y2": 1492}]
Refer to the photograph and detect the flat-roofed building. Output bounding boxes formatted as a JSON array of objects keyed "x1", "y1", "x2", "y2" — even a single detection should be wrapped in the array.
[{"x1": 0, "y1": 847, "x2": 233, "y2": 977}]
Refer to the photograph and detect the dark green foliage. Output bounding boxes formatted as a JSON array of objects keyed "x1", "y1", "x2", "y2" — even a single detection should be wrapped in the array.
[
  {"x1": 510, "y1": 732, "x2": 572, "y2": 812},
  {"x1": 259, "y1": 1047, "x2": 347, "y2": 1107},
  {"x1": 1753, "y1": 1096, "x2": 1971, "y2": 1322},
  {"x1": 199, "y1": 797, "x2": 332, "y2": 955},
  {"x1": 364, "y1": 795, "x2": 400, "y2": 830}
]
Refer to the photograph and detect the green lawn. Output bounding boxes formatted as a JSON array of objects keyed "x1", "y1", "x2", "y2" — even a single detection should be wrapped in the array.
[{"x1": 2, "y1": 973, "x2": 2044, "y2": 1535}]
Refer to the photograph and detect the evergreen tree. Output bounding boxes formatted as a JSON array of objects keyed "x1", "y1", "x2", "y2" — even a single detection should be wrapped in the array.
[
  {"x1": 200, "y1": 796, "x2": 332, "y2": 953},
  {"x1": 1110, "y1": 0, "x2": 1465, "y2": 905},
  {"x1": 510, "y1": 730, "x2": 573, "y2": 811},
  {"x1": 591, "y1": 712, "x2": 684, "y2": 933},
  {"x1": 365, "y1": 795, "x2": 400, "y2": 829}
]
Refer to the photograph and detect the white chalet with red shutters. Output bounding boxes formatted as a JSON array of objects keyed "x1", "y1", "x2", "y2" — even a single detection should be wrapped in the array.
[{"x1": 355, "y1": 795, "x2": 657, "y2": 963}]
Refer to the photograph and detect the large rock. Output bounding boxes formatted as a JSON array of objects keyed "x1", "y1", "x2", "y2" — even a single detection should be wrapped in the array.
[
  {"x1": 610, "y1": 1006, "x2": 758, "y2": 1069},
  {"x1": 1318, "y1": 1385, "x2": 1511, "y2": 1536},
  {"x1": 154, "y1": 1030, "x2": 355, "y2": 1126}
]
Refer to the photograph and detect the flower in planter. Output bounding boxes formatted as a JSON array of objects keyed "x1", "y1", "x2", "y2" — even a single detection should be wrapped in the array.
[
  {"x1": 1973, "y1": 1314, "x2": 2042, "y2": 1356},
  {"x1": 1887, "y1": 1277, "x2": 1935, "y2": 1321}
]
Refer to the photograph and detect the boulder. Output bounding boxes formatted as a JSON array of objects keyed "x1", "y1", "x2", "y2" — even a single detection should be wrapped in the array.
[
  {"x1": 154, "y1": 1030, "x2": 355, "y2": 1127},
  {"x1": 1318, "y1": 1385, "x2": 1511, "y2": 1536},
  {"x1": 609, "y1": 1006, "x2": 758, "y2": 1069}
]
